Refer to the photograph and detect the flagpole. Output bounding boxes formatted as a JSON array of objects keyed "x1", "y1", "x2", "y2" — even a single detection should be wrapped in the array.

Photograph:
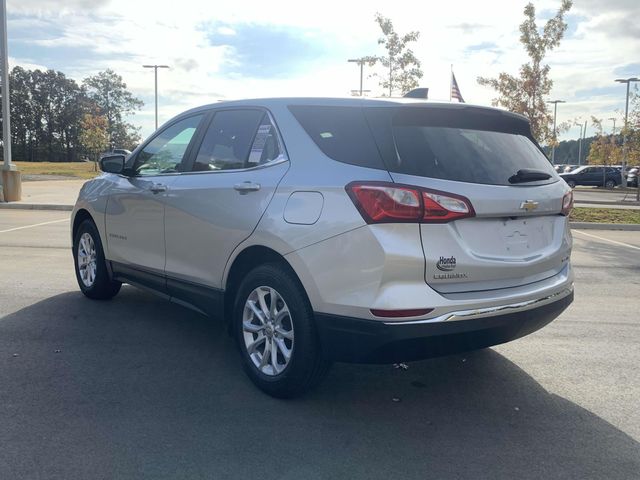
[{"x1": 450, "y1": 64, "x2": 453, "y2": 102}]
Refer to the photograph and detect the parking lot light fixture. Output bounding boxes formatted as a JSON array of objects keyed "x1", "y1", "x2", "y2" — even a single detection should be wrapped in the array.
[
  {"x1": 615, "y1": 77, "x2": 639, "y2": 190},
  {"x1": 143, "y1": 65, "x2": 170, "y2": 130},
  {"x1": 348, "y1": 58, "x2": 373, "y2": 97},
  {"x1": 575, "y1": 122, "x2": 584, "y2": 166},
  {"x1": 547, "y1": 100, "x2": 565, "y2": 164}
]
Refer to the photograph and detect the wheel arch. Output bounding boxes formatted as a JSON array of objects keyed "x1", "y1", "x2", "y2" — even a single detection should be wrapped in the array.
[
  {"x1": 72, "y1": 208, "x2": 95, "y2": 241},
  {"x1": 223, "y1": 245, "x2": 310, "y2": 324}
]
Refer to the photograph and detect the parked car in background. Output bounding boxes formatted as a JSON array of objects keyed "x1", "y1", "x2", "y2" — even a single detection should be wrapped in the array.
[
  {"x1": 553, "y1": 164, "x2": 565, "y2": 173},
  {"x1": 627, "y1": 167, "x2": 639, "y2": 187},
  {"x1": 563, "y1": 164, "x2": 578, "y2": 173},
  {"x1": 100, "y1": 149, "x2": 131, "y2": 159},
  {"x1": 560, "y1": 165, "x2": 620, "y2": 188},
  {"x1": 71, "y1": 98, "x2": 574, "y2": 397}
]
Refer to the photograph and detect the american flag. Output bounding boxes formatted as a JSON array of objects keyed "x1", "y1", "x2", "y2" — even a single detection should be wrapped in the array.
[{"x1": 451, "y1": 72, "x2": 465, "y2": 103}]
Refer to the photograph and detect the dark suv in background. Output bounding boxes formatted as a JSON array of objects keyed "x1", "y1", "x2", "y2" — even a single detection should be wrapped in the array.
[{"x1": 560, "y1": 165, "x2": 620, "y2": 189}]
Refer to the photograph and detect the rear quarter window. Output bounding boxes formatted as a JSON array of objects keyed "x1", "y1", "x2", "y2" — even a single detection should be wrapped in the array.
[{"x1": 288, "y1": 105, "x2": 386, "y2": 170}]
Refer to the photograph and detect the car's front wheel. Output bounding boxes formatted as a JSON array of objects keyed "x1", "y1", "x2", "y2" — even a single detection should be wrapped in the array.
[
  {"x1": 233, "y1": 263, "x2": 330, "y2": 398},
  {"x1": 73, "y1": 219, "x2": 121, "y2": 300},
  {"x1": 566, "y1": 179, "x2": 576, "y2": 189},
  {"x1": 605, "y1": 179, "x2": 616, "y2": 189}
]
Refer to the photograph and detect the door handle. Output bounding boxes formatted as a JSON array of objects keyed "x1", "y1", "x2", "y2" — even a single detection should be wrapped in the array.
[
  {"x1": 149, "y1": 183, "x2": 167, "y2": 194},
  {"x1": 233, "y1": 182, "x2": 261, "y2": 194}
]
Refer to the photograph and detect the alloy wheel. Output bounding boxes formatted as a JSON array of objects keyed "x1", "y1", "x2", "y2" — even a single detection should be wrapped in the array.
[
  {"x1": 242, "y1": 286, "x2": 294, "y2": 376},
  {"x1": 77, "y1": 232, "x2": 97, "y2": 287}
]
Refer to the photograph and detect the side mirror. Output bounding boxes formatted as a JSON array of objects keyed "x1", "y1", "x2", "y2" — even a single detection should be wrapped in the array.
[{"x1": 99, "y1": 154, "x2": 126, "y2": 174}]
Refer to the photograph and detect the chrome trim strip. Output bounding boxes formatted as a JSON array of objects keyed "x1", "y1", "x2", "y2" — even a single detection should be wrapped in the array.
[{"x1": 383, "y1": 286, "x2": 573, "y2": 326}]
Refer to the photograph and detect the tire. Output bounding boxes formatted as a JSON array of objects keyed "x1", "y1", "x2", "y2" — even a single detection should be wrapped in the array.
[
  {"x1": 73, "y1": 219, "x2": 121, "y2": 300},
  {"x1": 233, "y1": 263, "x2": 330, "y2": 398},
  {"x1": 566, "y1": 180, "x2": 576, "y2": 189},
  {"x1": 605, "y1": 179, "x2": 616, "y2": 189}
]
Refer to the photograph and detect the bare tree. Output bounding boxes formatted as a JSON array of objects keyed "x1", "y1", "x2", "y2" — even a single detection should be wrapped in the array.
[
  {"x1": 371, "y1": 14, "x2": 423, "y2": 96},
  {"x1": 478, "y1": 1, "x2": 573, "y2": 143}
]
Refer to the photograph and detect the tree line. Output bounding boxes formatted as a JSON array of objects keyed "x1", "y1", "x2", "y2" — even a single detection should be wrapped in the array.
[{"x1": 4, "y1": 67, "x2": 143, "y2": 162}]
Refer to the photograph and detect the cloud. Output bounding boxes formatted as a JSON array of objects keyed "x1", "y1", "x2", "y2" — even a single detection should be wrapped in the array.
[
  {"x1": 592, "y1": 14, "x2": 640, "y2": 40},
  {"x1": 8, "y1": 0, "x2": 110, "y2": 14},
  {"x1": 216, "y1": 26, "x2": 236, "y2": 36},
  {"x1": 614, "y1": 63, "x2": 640, "y2": 78},
  {"x1": 448, "y1": 23, "x2": 488, "y2": 34},
  {"x1": 5, "y1": 0, "x2": 638, "y2": 141},
  {"x1": 174, "y1": 58, "x2": 199, "y2": 72},
  {"x1": 207, "y1": 23, "x2": 336, "y2": 78}
]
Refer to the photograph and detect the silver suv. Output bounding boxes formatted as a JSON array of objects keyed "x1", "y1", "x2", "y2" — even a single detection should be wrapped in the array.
[{"x1": 71, "y1": 98, "x2": 574, "y2": 398}]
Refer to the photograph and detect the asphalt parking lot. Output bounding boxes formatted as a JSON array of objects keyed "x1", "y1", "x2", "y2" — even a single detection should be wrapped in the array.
[{"x1": 1, "y1": 210, "x2": 639, "y2": 480}]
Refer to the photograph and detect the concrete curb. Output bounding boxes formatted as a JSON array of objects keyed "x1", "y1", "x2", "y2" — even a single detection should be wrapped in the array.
[
  {"x1": 575, "y1": 199, "x2": 640, "y2": 206},
  {"x1": 0, "y1": 203, "x2": 73, "y2": 211},
  {"x1": 570, "y1": 222, "x2": 640, "y2": 231}
]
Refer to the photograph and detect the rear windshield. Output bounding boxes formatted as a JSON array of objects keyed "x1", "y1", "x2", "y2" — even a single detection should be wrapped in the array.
[{"x1": 289, "y1": 105, "x2": 557, "y2": 186}]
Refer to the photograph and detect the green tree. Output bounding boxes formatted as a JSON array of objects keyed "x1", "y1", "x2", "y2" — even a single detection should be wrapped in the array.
[
  {"x1": 477, "y1": 0, "x2": 573, "y2": 143},
  {"x1": 371, "y1": 13, "x2": 423, "y2": 96},
  {"x1": 7, "y1": 67, "x2": 89, "y2": 162},
  {"x1": 78, "y1": 112, "x2": 109, "y2": 169},
  {"x1": 588, "y1": 117, "x2": 622, "y2": 166},
  {"x1": 621, "y1": 88, "x2": 640, "y2": 167},
  {"x1": 8, "y1": 66, "x2": 34, "y2": 161},
  {"x1": 83, "y1": 69, "x2": 143, "y2": 148}
]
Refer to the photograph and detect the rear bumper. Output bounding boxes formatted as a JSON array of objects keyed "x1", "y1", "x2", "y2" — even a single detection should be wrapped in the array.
[{"x1": 314, "y1": 289, "x2": 573, "y2": 364}]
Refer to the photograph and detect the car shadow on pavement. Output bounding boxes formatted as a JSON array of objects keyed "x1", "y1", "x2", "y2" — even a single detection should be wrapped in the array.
[{"x1": 1, "y1": 287, "x2": 638, "y2": 480}]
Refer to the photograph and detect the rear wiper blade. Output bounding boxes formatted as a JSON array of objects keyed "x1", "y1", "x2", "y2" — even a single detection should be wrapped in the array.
[{"x1": 508, "y1": 168, "x2": 552, "y2": 184}]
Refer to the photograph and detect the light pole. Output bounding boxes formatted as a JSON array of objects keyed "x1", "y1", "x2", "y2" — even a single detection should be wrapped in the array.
[
  {"x1": 575, "y1": 123, "x2": 583, "y2": 166},
  {"x1": 547, "y1": 100, "x2": 565, "y2": 164},
  {"x1": 0, "y1": 0, "x2": 20, "y2": 201},
  {"x1": 582, "y1": 119, "x2": 587, "y2": 165},
  {"x1": 615, "y1": 77, "x2": 639, "y2": 189},
  {"x1": 348, "y1": 58, "x2": 371, "y2": 97},
  {"x1": 143, "y1": 64, "x2": 169, "y2": 130}
]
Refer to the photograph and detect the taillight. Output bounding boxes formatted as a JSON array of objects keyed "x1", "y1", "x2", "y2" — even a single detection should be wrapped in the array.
[
  {"x1": 346, "y1": 182, "x2": 475, "y2": 224},
  {"x1": 561, "y1": 190, "x2": 573, "y2": 216}
]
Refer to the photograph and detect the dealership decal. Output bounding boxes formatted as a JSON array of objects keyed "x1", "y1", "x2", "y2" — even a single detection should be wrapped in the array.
[{"x1": 436, "y1": 256, "x2": 457, "y2": 272}]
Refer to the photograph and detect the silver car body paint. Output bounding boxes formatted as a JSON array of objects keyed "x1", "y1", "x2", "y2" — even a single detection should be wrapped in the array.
[{"x1": 72, "y1": 97, "x2": 573, "y2": 327}]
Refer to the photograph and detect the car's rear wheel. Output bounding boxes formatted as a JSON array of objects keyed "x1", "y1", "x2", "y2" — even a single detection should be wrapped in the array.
[
  {"x1": 73, "y1": 219, "x2": 121, "y2": 300},
  {"x1": 566, "y1": 180, "x2": 576, "y2": 189},
  {"x1": 605, "y1": 179, "x2": 616, "y2": 189},
  {"x1": 233, "y1": 263, "x2": 330, "y2": 398}
]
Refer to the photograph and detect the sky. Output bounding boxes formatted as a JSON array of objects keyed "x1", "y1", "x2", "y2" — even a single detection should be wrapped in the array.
[{"x1": 7, "y1": 0, "x2": 640, "y2": 142}]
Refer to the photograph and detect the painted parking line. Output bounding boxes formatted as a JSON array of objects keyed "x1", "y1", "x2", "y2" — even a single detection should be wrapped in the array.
[
  {"x1": 573, "y1": 230, "x2": 640, "y2": 251},
  {"x1": 0, "y1": 218, "x2": 68, "y2": 234}
]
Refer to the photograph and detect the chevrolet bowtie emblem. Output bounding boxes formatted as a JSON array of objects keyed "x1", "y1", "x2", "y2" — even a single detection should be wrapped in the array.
[{"x1": 520, "y1": 200, "x2": 539, "y2": 212}]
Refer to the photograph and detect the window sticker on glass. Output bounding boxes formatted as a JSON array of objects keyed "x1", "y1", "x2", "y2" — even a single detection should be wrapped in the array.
[
  {"x1": 320, "y1": 132, "x2": 333, "y2": 139},
  {"x1": 248, "y1": 124, "x2": 273, "y2": 164}
]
